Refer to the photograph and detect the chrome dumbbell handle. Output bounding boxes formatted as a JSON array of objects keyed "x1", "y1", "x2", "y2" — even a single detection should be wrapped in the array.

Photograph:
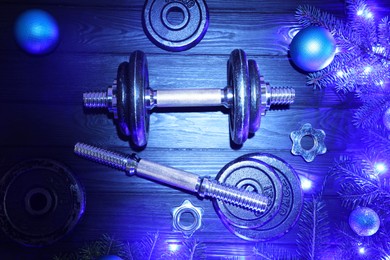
[
  {"x1": 83, "y1": 85, "x2": 294, "y2": 110},
  {"x1": 74, "y1": 142, "x2": 268, "y2": 213}
]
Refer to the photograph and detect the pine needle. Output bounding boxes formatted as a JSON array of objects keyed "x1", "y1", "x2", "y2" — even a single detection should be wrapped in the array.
[
  {"x1": 133, "y1": 231, "x2": 159, "y2": 260},
  {"x1": 296, "y1": 197, "x2": 330, "y2": 259},
  {"x1": 253, "y1": 243, "x2": 296, "y2": 259}
]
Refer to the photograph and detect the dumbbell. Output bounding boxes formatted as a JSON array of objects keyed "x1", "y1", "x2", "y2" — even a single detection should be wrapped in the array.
[
  {"x1": 74, "y1": 142, "x2": 303, "y2": 241},
  {"x1": 83, "y1": 49, "x2": 295, "y2": 147}
]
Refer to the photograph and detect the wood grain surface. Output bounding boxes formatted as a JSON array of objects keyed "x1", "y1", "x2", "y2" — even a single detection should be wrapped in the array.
[{"x1": 0, "y1": 0, "x2": 389, "y2": 259}]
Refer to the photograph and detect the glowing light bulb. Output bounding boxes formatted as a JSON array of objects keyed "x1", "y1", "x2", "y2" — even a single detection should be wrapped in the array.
[
  {"x1": 364, "y1": 66, "x2": 372, "y2": 74},
  {"x1": 168, "y1": 243, "x2": 180, "y2": 252},
  {"x1": 300, "y1": 177, "x2": 313, "y2": 191},
  {"x1": 357, "y1": 10, "x2": 364, "y2": 16},
  {"x1": 337, "y1": 70, "x2": 344, "y2": 77},
  {"x1": 359, "y1": 247, "x2": 366, "y2": 254},
  {"x1": 365, "y1": 12, "x2": 373, "y2": 19},
  {"x1": 375, "y1": 163, "x2": 387, "y2": 174}
]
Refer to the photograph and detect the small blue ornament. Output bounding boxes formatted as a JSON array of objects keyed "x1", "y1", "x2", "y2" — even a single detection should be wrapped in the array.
[
  {"x1": 349, "y1": 207, "x2": 380, "y2": 236},
  {"x1": 289, "y1": 26, "x2": 336, "y2": 72},
  {"x1": 96, "y1": 255, "x2": 123, "y2": 260},
  {"x1": 14, "y1": 9, "x2": 59, "y2": 55}
]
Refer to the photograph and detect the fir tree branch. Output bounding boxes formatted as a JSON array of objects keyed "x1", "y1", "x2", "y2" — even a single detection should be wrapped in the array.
[
  {"x1": 252, "y1": 243, "x2": 295, "y2": 259},
  {"x1": 146, "y1": 231, "x2": 159, "y2": 260},
  {"x1": 187, "y1": 240, "x2": 206, "y2": 260},
  {"x1": 296, "y1": 197, "x2": 330, "y2": 259},
  {"x1": 295, "y1": 1, "x2": 390, "y2": 91}
]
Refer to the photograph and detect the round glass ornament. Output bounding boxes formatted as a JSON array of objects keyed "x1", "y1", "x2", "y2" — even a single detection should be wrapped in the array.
[
  {"x1": 349, "y1": 207, "x2": 380, "y2": 236},
  {"x1": 289, "y1": 26, "x2": 336, "y2": 72},
  {"x1": 14, "y1": 9, "x2": 59, "y2": 55}
]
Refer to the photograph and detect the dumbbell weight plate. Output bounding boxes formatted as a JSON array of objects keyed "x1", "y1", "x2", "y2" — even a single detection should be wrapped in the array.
[
  {"x1": 213, "y1": 158, "x2": 282, "y2": 229},
  {"x1": 128, "y1": 51, "x2": 150, "y2": 147},
  {"x1": 116, "y1": 62, "x2": 131, "y2": 137},
  {"x1": 0, "y1": 159, "x2": 85, "y2": 247},
  {"x1": 215, "y1": 153, "x2": 303, "y2": 241},
  {"x1": 228, "y1": 49, "x2": 250, "y2": 145},
  {"x1": 248, "y1": 60, "x2": 262, "y2": 134},
  {"x1": 143, "y1": 0, "x2": 209, "y2": 51}
]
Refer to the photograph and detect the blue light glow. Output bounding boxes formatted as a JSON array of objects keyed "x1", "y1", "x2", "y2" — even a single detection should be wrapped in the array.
[
  {"x1": 300, "y1": 176, "x2": 313, "y2": 191},
  {"x1": 14, "y1": 9, "x2": 59, "y2": 55},
  {"x1": 357, "y1": 9, "x2": 373, "y2": 19},
  {"x1": 375, "y1": 163, "x2": 387, "y2": 174},
  {"x1": 168, "y1": 243, "x2": 180, "y2": 252},
  {"x1": 337, "y1": 70, "x2": 344, "y2": 77},
  {"x1": 365, "y1": 12, "x2": 373, "y2": 19},
  {"x1": 358, "y1": 246, "x2": 366, "y2": 254},
  {"x1": 364, "y1": 66, "x2": 372, "y2": 74},
  {"x1": 372, "y1": 45, "x2": 386, "y2": 53}
]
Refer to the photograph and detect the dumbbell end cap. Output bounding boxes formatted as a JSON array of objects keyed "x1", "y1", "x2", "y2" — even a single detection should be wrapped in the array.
[
  {"x1": 83, "y1": 91, "x2": 109, "y2": 109},
  {"x1": 269, "y1": 87, "x2": 295, "y2": 105}
]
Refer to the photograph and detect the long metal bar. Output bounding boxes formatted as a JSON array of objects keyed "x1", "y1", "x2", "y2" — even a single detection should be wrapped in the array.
[{"x1": 154, "y1": 88, "x2": 224, "y2": 107}]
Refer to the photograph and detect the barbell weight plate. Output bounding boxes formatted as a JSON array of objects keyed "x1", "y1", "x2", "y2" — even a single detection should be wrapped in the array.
[
  {"x1": 217, "y1": 153, "x2": 303, "y2": 241},
  {"x1": 128, "y1": 51, "x2": 150, "y2": 147},
  {"x1": 116, "y1": 62, "x2": 131, "y2": 137},
  {"x1": 248, "y1": 60, "x2": 262, "y2": 133},
  {"x1": 143, "y1": 0, "x2": 209, "y2": 51},
  {"x1": 0, "y1": 159, "x2": 85, "y2": 247},
  {"x1": 228, "y1": 49, "x2": 250, "y2": 145},
  {"x1": 213, "y1": 158, "x2": 282, "y2": 229}
]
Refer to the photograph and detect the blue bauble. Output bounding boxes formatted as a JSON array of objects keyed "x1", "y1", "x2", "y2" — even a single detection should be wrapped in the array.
[
  {"x1": 14, "y1": 9, "x2": 59, "y2": 55},
  {"x1": 349, "y1": 207, "x2": 380, "y2": 236},
  {"x1": 290, "y1": 26, "x2": 336, "y2": 72}
]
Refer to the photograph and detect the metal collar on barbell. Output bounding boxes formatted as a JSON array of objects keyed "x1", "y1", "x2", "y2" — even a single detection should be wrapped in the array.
[
  {"x1": 172, "y1": 200, "x2": 203, "y2": 238},
  {"x1": 290, "y1": 123, "x2": 327, "y2": 162}
]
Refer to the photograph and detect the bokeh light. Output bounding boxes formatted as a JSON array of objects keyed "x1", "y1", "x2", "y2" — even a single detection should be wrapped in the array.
[
  {"x1": 300, "y1": 176, "x2": 313, "y2": 191},
  {"x1": 375, "y1": 162, "x2": 387, "y2": 174},
  {"x1": 168, "y1": 243, "x2": 180, "y2": 252}
]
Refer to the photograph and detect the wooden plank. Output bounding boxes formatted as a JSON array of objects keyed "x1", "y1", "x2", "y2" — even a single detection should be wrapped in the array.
[
  {"x1": 0, "y1": 6, "x2": 316, "y2": 55},
  {"x1": 0, "y1": 101, "x2": 360, "y2": 151},
  {"x1": 2, "y1": 3, "x2": 389, "y2": 55},
  {"x1": 0, "y1": 146, "x2": 349, "y2": 198},
  {"x1": 1, "y1": 0, "x2": 384, "y2": 258},
  {"x1": 0, "y1": 0, "x2": 348, "y2": 13},
  {"x1": 0, "y1": 180, "x2": 343, "y2": 257},
  {"x1": 0, "y1": 148, "x2": 347, "y2": 257},
  {"x1": 0, "y1": 192, "x2": 343, "y2": 259}
]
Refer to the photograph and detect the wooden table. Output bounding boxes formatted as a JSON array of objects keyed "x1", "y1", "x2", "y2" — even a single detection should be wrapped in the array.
[{"x1": 1, "y1": 0, "x2": 389, "y2": 258}]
